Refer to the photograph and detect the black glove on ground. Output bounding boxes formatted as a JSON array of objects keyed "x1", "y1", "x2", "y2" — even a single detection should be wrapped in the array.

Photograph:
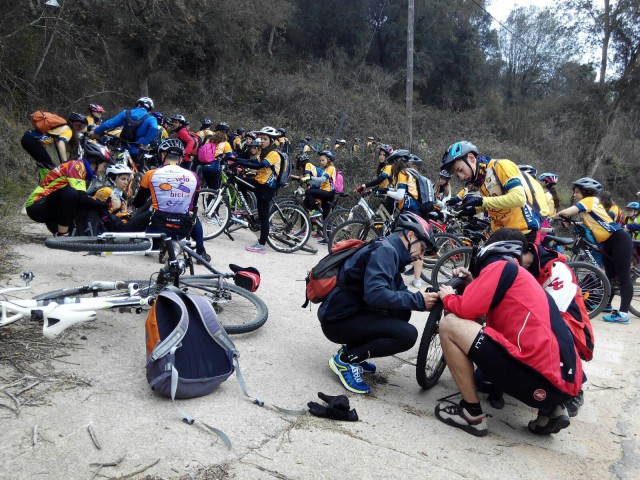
[
  {"x1": 308, "y1": 402, "x2": 359, "y2": 421},
  {"x1": 317, "y1": 392, "x2": 350, "y2": 412}
]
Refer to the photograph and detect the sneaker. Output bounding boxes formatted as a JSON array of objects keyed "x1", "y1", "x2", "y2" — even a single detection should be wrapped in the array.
[
  {"x1": 232, "y1": 210, "x2": 249, "y2": 216},
  {"x1": 434, "y1": 401, "x2": 489, "y2": 437},
  {"x1": 564, "y1": 397, "x2": 580, "y2": 418},
  {"x1": 318, "y1": 239, "x2": 328, "y2": 245},
  {"x1": 411, "y1": 279, "x2": 423, "y2": 288},
  {"x1": 308, "y1": 210, "x2": 323, "y2": 218},
  {"x1": 403, "y1": 266, "x2": 415, "y2": 277},
  {"x1": 528, "y1": 404, "x2": 570, "y2": 435},
  {"x1": 574, "y1": 389, "x2": 584, "y2": 407},
  {"x1": 311, "y1": 232, "x2": 323, "y2": 239},
  {"x1": 196, "y1": 249, "x2": 211, "y2": 264},
  {"x1": 329, "y1": 353, "x2": 370, "y2": 394},
  {"x1": 245, "y1": 242, "x2": 266, "y2": 254},
  {"x1": 488, "y1": 391, "x2": 505, "y2": 410},
  {"x1": 603, "y1": 304, "x2": 613, "y2": 313},
  {"x1": 53, "y1": 231, "x2": 69, "y2": 237},
  {"x1": 603, "y1": 311, "x2": 630, "y2": 324},
  {"x1": 338, "y1": 346, "x2": 376, "y2": 374}
]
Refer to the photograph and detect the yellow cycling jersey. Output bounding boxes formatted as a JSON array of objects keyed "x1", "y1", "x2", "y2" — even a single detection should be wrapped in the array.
[
  {"x1": 394, "y1": 169, "x2": 419, "y2": 210},
  {"x1": 321, "y1": 165, "x2": 336, "y2": 192},
  {"x1": 478, "y1": 159, "x2": 540, "y2": 233},
  {"x1": 379, "y1": 164, "x2": 393, "y2": 188},
  {"x1": 215, "y1": 141, "x2": 232, "y2": 157},
  {"x1": 521, "y1": 172, "x2": 550, "y2": 218},
  {"x1": 39, "y1": 124, "x2": 73, "y2": 145},
  {"x1": 545, "y1": 191, "x2": 556, "y2": 217},
  {"x1": 302, "y1": 162, "x2": 319, "y2": 181},
  {"x1": 159, "y1": 126, "x2": 169, "y2": 141},
  {"x1": 233, "y1": 136, "x2": 243, "y2": 150},
  {"x1": 255, "y1": 150, "x2": 280, "y2": 185},
  {"x1": 576, "y1": 197, "x2": 622, "y2": 243},
  {"x1": 197, "y1": 128, "x2": 214, "y2": 142}
]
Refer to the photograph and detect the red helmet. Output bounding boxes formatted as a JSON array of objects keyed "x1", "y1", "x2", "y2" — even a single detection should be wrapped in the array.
[{"x1": 88, "y1": 104, "x2": 105, "y2": 113}]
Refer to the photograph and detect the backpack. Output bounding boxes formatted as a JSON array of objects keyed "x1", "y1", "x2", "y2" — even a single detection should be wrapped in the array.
[
  {"x1": 407, "y1": 168, "x2": 435, "y2": 215},
  {"x1": 188, "y1": 131, "x2": 203, "y2": 156},
  {"x1": 274, "y1": 150, "x2": 292, "y2": 187},
  {"x1": 197, "y1": 142, "x2": 218, "y2": 164},
  {"x1": 302, "y1": 238, "x2": 368, "y2": 308},
  {"x1": 30, "y1": 111, "x2": 67, "y2": 134},
  {"x1": 120, "y1": 110, "x2": 150, "y2": 143},
  {"x1": 334, "y1": 170, "x2": 344, "y2": 193}
]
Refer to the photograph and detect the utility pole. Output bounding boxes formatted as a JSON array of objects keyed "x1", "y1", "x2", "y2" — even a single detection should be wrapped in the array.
[{"x1": 406, "y1": 0, "x2": 414, "y2": 149}]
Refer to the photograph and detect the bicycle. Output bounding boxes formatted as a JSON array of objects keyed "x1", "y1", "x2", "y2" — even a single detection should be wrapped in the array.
[
  {"x1": 196, "y1": 164, "x2": 311, "y2": 253},
  {"x1": 21, "y1": 233, "x2": 268, "y2": 337}
]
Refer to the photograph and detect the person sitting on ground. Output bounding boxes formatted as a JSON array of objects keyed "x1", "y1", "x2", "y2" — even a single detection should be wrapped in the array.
[
  {"x1": 25, "y1": 146, "x2": 112, "y2": 236},
  {"x1": 318, "y1": 212, "x2": 440, "y2": 394},
  {"x1": 434, "y1": 228, "x2": 583, "y2": 437},
  {"x1": 130, "y1": 138, "x2": 210, "y2": 262}
]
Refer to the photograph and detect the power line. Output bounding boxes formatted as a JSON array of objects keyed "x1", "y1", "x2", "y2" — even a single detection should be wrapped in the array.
[{"x1": 469, "y1": 0, "x2": 538, "y2": 52}]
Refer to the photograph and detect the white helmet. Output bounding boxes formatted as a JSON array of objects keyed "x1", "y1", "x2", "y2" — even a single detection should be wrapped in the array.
[
  {"x1": 136, "y1": 96, "x2": 154, "y2": 111},
  {"x1": 257, "y1": 126, "x2": 281, "y2": 139},
  {"x1": 106, "y1": 164, "x2": 133, "y2": 178}
]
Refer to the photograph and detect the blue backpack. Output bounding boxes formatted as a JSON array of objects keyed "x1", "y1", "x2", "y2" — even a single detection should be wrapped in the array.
[{"x1": 274, "y1": 150, "x2": 292, "y2": 187}]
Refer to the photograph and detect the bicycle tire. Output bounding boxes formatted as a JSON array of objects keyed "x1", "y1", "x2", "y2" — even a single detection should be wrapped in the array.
[
  {"x1": 328, "y1": 219, "x2": 380, "y2": 252},
  {"x1": 421, "y1": 233, "x2": 465, "y2": 283},
  {"x1": 300, "y1": 243, "x2": 319, "y2": 254},
  {"x1": 567, "y1": 261, "x2": 611, "y2": 319},
  {"x1": 415, "y1": 302, "x2": 447, "y2": 389},
  {"x1": 322, "y1": 208, "x2": 363, "y2": 242},
  {"x1": 267, "y1": 203, "x2": 310, "y2": 253},
  {"x1": 33, "y1": 280, "x2": 156, "y2": 301},
  {"x1": 430, "y1": 246, "x2": 473, "y2": 288},
  {"x1": 198, "y1": 189, "x2": 231, "y2": 240},
  {"x1": 45, "y1": 236, "x2": 152, "y2": 252},
  {"x1": 179, "y1": 279, "x2": 268, "y2": 334}
]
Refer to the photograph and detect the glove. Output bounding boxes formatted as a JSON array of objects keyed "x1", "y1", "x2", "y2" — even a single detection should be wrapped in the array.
[
  {"x1": 317, "y1": 392, "x2": 350, "y2": 411},
  {"x1": 307, "y1": 392, "x2": 358, "y2": 421},
  {"x1": 355, "y1": 184, "x2": 365, "y2": 193},
  {"x1": 461, "y1": 204, "x2": 478, "y2": 216},
  {"x1": 446, "y1": 197, "x2": 461, "y2": 206},
  {"x1": 462, "y1": 195, "x2": 483, "y2": 208}
]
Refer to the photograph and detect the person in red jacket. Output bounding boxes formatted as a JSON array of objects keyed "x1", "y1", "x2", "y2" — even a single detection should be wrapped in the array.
[
  {"x1": 434, "y1": 228, "x2": 583, "y2": 437},
  {"x1": 170, "y1": 114, "x2": 195, "y2": 169}
]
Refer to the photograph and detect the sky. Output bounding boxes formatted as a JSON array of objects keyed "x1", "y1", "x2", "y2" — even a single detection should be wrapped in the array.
[{"x1": 486, "y1": 0, "x2": 557, "y2": 25}]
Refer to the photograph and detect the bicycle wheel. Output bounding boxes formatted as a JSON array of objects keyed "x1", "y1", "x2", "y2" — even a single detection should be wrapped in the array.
[
  {"x1": 45, "y1": 236, "x2": 152, "y2": 252},
  {"x1": 179, "y1": 279, "x2": 268, "y2": 334},
  {"x1": 33, "y1": 280, "x2": 156, "y2": 301},
  {"x1": 198, "y1": 189, "x2": 231, "y2": 240},
  {"x1": 567, "y1": 261, "x2": 611, "y2": 319},
  {"x1": 421, "y1": 233, "x2": 465, "y2": 282},
  {"x1": 415, "y1": 303, "x2": 447, "y2": 389},
  {"x1": 267, "y1": 203, "x2": 310, "y2": 253},
  {"x1": 430, "y1": 246, "x2": 473, "y2": 289},
  {"x1": 322, "y1": 208, "x2": 363, "y2": 242},
  {"x1": 328, "y1": 219, "x2": 379, "y2": 252}
]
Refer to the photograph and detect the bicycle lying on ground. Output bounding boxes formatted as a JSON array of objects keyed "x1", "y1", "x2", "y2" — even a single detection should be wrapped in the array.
[{"x1": 2, "y1": 234, "x2": 268, "y2": 338}]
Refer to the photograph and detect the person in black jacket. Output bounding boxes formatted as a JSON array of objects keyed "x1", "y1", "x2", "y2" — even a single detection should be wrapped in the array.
[{"x1": 318, "y1": 212, "x2": 439, "y2": 394}]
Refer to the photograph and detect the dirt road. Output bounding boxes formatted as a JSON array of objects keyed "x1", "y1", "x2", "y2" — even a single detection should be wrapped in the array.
[{"x1": 1, "y1": 222, "x2": 639, "y2": 479}]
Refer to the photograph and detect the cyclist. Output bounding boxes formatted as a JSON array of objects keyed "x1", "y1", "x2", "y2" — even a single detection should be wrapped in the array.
[
  {"x1": 169, "y1": 114, "x2": 196, "y2": 168},
  {"x1": 517, "y1": 165, "x2": 550, "y2": 220},
  {"x1": 197, "y1": 119, "x2": 215, "y2": 143},
  {"x1": 200, "y1": 129, "x2": 232, "y2": 190},
  {"x1": 435, "y1": 170, "x2": 452, "y2": 206},
  {"x1": 441, "y1": 141, "x2": 541, "y2": 242},
  {"x1": 624, "y1": 201, "x2": 640, "y2": 263},
  {"x1": 600, "y1": 191, "x2": 624, "y2": 225},
  {"x1": 131, "y1": 138, "x2": 210, "y2": 262},
  {"x1": 538, "y1": 173, "x2": 560, "y2": 217},
  {"x1": 21, "y1": 112, "x2": 81, "y2": 171},
  {"x1": 302, "y1": 150, "x2": 336, "y2": 219},
  {"x1": 26, "y1": 145, "x2": 112, "y2": 236},
  {"x1": 230, "y1": 126, "x2": 282, "y2": 254},
  {"x1": 66, "y1": 113, "x2": 89, "y2": 160},
  {"x1": 553, "y1": 177, "x2": 633, "y2": 324},
  {"x1": 90, "y1": 97, "x2": 158, "y2": 166},
  {"x1": 435, "y1": 228, "x2": 583, "y2": 436},
  {"x1": 318, "y1": 212, "x2": 439, "y2": 394},
  {"x1": 233, "y1": 127, "x2": 246, "y2": 151},
  {"x1": 86, "y1": 104, "x2": 106, "y2": 130},
  {"x1": 354, "y1": 144, "x2": 393, "y2": 193}
]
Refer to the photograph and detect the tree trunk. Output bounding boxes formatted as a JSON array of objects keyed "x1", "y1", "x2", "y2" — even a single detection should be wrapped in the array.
[
  {"x1": 268, "y1": 24, "x2": 276, "y2": 57},
  {"x1": 599, "y1": 0, "x2": 610, "y2": 85}
]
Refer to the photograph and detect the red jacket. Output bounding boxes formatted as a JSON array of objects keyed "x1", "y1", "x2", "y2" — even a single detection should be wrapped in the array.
[
  {"x1": 174, "y1": 127, "x2": 195, "y2": 163},
  {"x1": 444, "y1": 260, "x2": 583, "y2": 397}
]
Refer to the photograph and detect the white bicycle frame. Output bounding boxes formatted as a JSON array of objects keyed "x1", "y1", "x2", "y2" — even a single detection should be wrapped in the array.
[{"x1": 0, "y1": 280, "x2": 152, "y2": 339}]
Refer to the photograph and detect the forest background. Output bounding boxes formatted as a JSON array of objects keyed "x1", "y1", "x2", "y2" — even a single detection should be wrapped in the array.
[{"x1": 0, "y1": 0, "x2": 639, "y2": 206}]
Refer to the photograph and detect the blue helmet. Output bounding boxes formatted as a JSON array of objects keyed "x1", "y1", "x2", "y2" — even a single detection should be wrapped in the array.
[
  {"x1": 318, "y1": 150, "x2": 335, "y2": 161},
  {"x1": 626, "y1": 201, "x2": 640, "y2": 210},
  {"x1": 441, "y1": 141, "x2": 478, "y2": 171}
]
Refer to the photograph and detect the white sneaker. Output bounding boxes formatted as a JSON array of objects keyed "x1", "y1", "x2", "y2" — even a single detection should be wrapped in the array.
[{"x1": 411, "y1": 279, "x2": 423, "y2": 288}]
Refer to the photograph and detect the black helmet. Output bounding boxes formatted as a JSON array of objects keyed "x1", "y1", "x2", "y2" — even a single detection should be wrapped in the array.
[
  {"x1": 171, "y1": 114, "x2": 187, "y2": 125},
  {"x1": 83, "y1": 141, "x2": 111, "y2": 163},
  {"x1": 518, "y1": 164, "x2": 538, "y2": 177},
  {"x1": 304, "y1": 135, "x2": 312, "y2": 142},
  {"x1": 318, "y1": 150, "x2": 335, "y2": 161},
  {"x1": 572, "y1": 177, "x2": 603, "y2": 194},
  {"x1": 201, "y1": 118, "x2": 212, "y2": 127},
  {"x1": 386, "y1": 149, "x2": 411, "y2": 164},
  {"x1": 277, "y1": 127, "x2": 287, "y2": 135},
  {"x1": 439, "y1": 169, "x2": 452, "y2": 179},
  {"x1": 215, "y1": 121, "x2": 230, "y2": 132},
  {"x1": 441, "y1": 141, "x2": 478, "y2": 171},
  {"x1": 407, "y1": 153, "x2": 423, "y2": 167},
  {"x1": 159, "y1": 138, "x2": 185, "y2": 156},
  {"x1": 237, "y1": 127, "x2": 246, "y2": 134},
  {"x1": 393, "y1": 212, "x2": 435, "y2": 249},
  {"x1": 68, "y1": 112, "x2": 88, "y2": 125},
  {"x1": 152, "y1": 111, "x2": 164, "y2": 120},
  {"x1": 296, "y1": 153, "x2": 310, "y2": 169},
  {"x1": 246, "y1": 139, "x2": 262, "y2": 148},
  {"x1": 470, "y1": 240, "x2": 523, "y2": 277}
]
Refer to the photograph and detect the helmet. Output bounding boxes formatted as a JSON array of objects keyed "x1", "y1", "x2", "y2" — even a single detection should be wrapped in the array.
[
  {"x1": 296, "y1": 154, "x2": 310, "y2": 169},
  {"x1": 88, "y1": 104, "x2": 105, "y2": 113},
  {"x1": 440, "y1": 141, "x2": 478, "y2": 171},
  {"x1": 247, "y1": 138, "x2": 262, "y2": 148},
  {"x1": 245, "y1": 131, "x2": 257, "y2": 140},
  {"x1": 379, "y1": 144, "x2": 393, "y2": 155},
  {"x1": 106, "y1": 163, "x2": 133, "y2": 178},
  {"x1": 538, "y1": 172, "x2": 558, "y2": 185},
  {"x1": 83, "y1": 141, "x2": 111, "y2": 163},
  {"x1": 318, "y1": 150, "x2": 335, "y2": 161},
  {"x1": 470, "y1": 240, "x2": 523, "y2": 277},
  {"x1": 304, "y1": 135, "x2": 312, "y2": 142},
  {"x1": 393, "y1": 212, "x2": 435, "y2": 248},
  {"x1": 518, "y1": 164, "x2": 538, "y2": 177},
  {"x1": 158, "y1": 138, "x2": 185, "y2": 156},
  {"x1": 152, "y1": 111, "x2": 164, "y2": 120},
  {"x1": 237, "y1": 127, "x2": 246, "y2": 134},
  {"x1": 171, "y1": 114, "x2": 187, "y2": 124},
  {"x1": 572, "y1": 177, "x2": 603, "y2": 194},
  {"x1": 215, "y1": 121, "x2": 230, "y2": 132},
  {"x1": 67, "y1": 112, "x2": 88, "y2": 125},
  {"x1": 277, "y1": 127, "x2": 287, "y2": 135},
  {"x1": 136, "y1": 96, "x2": 154, "y2": 111},
  {"x1": 439, "y1": 169, "x2": 452, "y2": 179},
  {"x1": 257, "y1": 126, "x2": 281, "y2": 139},
  {"x1": 407, "y1": 153, "x2": 423, "y2": 166},
  {"x1": 337, "y1": 139, "x2": 346, "y2": 144},
  {"x1": 626, "y1": 201, "x2": 640, "y2": 210},
  {"x1": 201, "y1": 118, "x2": 212, "y2": 127},
  {"x1": 386, "y1": 149, "x2": 411, "y2": 164}
]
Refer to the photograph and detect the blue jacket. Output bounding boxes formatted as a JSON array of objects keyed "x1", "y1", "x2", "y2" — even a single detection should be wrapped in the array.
[
  {"x1": 318, "y1": 235, "x2": 426, "y2": 323},
  {"x1": 94, "y1": 107, "x2": 158, "y2": 154}
]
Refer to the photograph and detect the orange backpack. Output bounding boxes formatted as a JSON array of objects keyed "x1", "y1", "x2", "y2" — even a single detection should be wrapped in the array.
[{"x1": 30, "y1": 111, "x2": 67, "y2": 134}]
